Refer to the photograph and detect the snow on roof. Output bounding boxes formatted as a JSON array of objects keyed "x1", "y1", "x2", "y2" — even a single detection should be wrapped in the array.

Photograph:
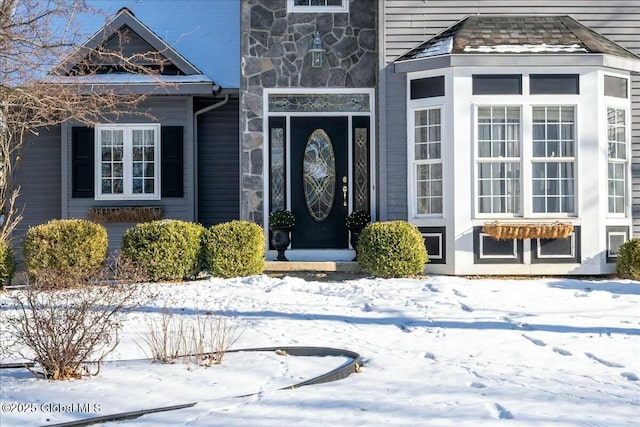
[
  {"x1": 414, "y1": 36, "x2": 453, "y2": 58},
  {"x1": 51, "y1": 74, "x2": 214, "y2": 84},
  {"x1": 395, "y1": 15, "x2": 638, "y2": 63},
  {"x1": 464, "y1": 44, "x2": 589, "y2": 54}
]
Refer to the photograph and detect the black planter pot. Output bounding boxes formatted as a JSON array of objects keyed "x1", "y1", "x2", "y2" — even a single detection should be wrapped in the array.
[
  {"x1": 270, "y1": 226, "x2": 292, "y2": 261},
  {"x1": 349, "y1": 228, "x2": 363, "y2": 261}
]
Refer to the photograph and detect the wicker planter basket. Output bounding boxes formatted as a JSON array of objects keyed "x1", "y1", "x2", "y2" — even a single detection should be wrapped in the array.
[
  {"x1": 88, "y1": 206, "x2": 163, "y2": 223},
  {"x1": 482, "y1": 222, "x2": 574, "y2": 240}
]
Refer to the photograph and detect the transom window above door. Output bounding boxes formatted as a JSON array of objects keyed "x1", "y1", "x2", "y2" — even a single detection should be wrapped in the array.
[
  {"x1": 95, "y1": 124, "x2": 161, "y2": 200},
  {"x1": 287, "y1": 0, "x2": 348, "y2": 13}
]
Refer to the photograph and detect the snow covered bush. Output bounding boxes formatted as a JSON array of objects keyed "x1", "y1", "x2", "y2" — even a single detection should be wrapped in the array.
[
  {"x1": 0, "y1": 239, "x2": 15, "y2": 286},
  {"x1": 202, "y1": 220, "x2": 264, "y2": 278},
  {"x1": 616, "y1": 238, "x2": 640, "y2": 281},
  {"x1": 357, "y1": 221, "x2": 428, "y2": 278},
  {"x1": 120, "y1": 220, "x2": 205, "y2": 282},
  {"x1": 22, "y1": 219, "x2": 107, "y2": 285}
]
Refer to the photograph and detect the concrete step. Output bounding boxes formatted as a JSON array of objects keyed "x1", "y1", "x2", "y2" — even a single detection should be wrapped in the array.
[
  {"x1": 264, "y1": 261, "x2": 366, "y2": 281},
  {"x1": 264, "y1": 261, "x2": 360, "y2": 273}
]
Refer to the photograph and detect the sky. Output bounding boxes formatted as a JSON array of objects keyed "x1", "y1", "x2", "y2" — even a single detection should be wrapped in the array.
[{"x1": 1, "y1": 274, "x2": 638, "y2": 426}]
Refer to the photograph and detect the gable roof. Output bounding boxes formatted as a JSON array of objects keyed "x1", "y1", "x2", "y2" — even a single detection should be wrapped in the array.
[
  {"x1": 50, "y1": 7, "x2": 223, "y2": 95},
  {"x1": 70, "y1": 0, "x2": 239, "y2": 89},
  {"x1": 54, "y1": 7, "x2": 203, "y2": 77},
  {"x1": 394, "y1": 15, "x2": 640, "y2": 71}
]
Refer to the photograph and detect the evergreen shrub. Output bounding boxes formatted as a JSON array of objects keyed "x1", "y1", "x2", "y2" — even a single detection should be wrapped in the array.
[
  {"x1": 269, "y1": 210, "x2": 295, "y2": 228},
  {"x1": 616, "y1": 238, "x2": 640, "y2": 281},
  {"x1": 22, "y1": 219, "x2": 108, "y2": 283},
  {"x1": 0, "y1": 240, "x2": 15, "y2": 285},
  {"x1": 121, "y1": 220, "x2": 205, "y2": 282},
  {"x1": 203, "y1": 220, "x2": 264, "y2": 278},
  {"x1": 357, "y1": 221, "x2": 428, "y2": 278}
]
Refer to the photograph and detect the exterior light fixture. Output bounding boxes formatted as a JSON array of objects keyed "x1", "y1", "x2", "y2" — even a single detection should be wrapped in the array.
[{"x1": 310, "y1": 31, "x2": 324, "y2": 68}]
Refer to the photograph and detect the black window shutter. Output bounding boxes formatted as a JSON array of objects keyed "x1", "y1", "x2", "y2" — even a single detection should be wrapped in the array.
[
  {"x1": 161, "y1": 126, "x2": 184, "y2": 198},
  {"x1": 72, "y1": 127, "x2": 95, "y2": 198}
]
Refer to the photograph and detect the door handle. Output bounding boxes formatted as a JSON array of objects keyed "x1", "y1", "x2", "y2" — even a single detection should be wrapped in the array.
[{"x1": 342, "y1": 176, "x2": 348, "y2": 207}]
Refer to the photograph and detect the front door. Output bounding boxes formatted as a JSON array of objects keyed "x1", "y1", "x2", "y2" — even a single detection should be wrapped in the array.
[{"x1": 290, "y1": 116, "x2": 348, "y2": 249}]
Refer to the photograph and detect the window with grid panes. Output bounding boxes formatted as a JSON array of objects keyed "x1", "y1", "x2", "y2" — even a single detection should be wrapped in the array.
[
  {"x1": 95, "y1": 124, "x2": 160, "y2": 200},
  {"x1": 607, "y1": 107, "x2": 627, "y2": 214},
  {"x1": 531, "y1": 106, "x2": 576, "y2": 213},
  {"x1": 414, "y1": 107, "x2": 443, "y2": 215},
  {"x1": 477, "y1": 106, "x2": 521, "y2": 214}
]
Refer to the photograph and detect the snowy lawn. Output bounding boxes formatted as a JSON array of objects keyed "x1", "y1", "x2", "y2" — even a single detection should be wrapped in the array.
[{"x1": 0, "y1": 274, "x2": 638, "y2": 426}]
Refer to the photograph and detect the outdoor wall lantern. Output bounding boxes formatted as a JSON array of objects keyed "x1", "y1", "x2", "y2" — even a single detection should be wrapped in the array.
[{"x1": 310, "y1": 31, "x2": 325, "y2": 67}]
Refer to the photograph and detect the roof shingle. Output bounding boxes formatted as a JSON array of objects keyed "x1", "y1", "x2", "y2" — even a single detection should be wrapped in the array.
[{"x1": 397, "y1": 15, "x2": 639, "y2": 61}]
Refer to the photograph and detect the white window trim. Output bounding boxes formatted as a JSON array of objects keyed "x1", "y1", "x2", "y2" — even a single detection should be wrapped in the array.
[
  {"x1": 607, "y1": 161, "x2": 626, "y2": 217},
  {"x1": 607, "y1": 231, "x2": 627, "y2": 258},
  {"x1": 410, "y1": 104, "x2": 444, "y2": 218},
  {"x1": 536, "y1": 233, "x2": 576, "y2": 259},
  {"x1": 479, "y1": 233, "x2": 518, "y2": 259},
  {"x1": 473, "y1": 103, "x2": 579, "y2": 219},
  {"x1": 287, "y1": 0, "x2": 348, "y2": 13},
  {"x1": 422, "y1": 232, "x2": 443, "y2": 259},
  {"x1": 530, "y1": 105, "x2": 577, "y2": 215},
  {"x1": 605, "y1": 105, "x2": 629, "y2": 218},
  {"x1": 95, "y1": 123, "x2": 161, "y2": 201},
  {"x1": 474, "y1": 104, "x2": 523, "y2": 218}
]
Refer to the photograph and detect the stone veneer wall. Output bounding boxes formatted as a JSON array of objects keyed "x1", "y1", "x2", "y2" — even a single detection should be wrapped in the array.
[{"x1": 240, "y1": 0, "x2": 376, "y2": 223}]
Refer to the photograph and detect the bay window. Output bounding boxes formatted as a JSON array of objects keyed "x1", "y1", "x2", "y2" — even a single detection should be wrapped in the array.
[{"x1": 95, "y1": 124, "x2": 160, "y2": 200}]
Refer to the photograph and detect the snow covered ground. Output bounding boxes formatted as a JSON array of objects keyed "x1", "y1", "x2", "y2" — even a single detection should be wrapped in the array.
[{"x1": 1, "y1": 274, "x2": 638, "y2": 426}]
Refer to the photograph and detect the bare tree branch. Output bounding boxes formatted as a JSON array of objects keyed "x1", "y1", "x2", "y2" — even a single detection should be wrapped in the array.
[{"x1": 1, "y1": 0, "x2": 171, "y2": 242}]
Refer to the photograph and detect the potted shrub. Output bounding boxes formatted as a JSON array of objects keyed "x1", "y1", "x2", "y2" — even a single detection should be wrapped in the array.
[
  {"x1": 269, "y1": 209, "x2": 295, "y2": 261},
  {"x1": 345, "y1": 210, "x2": 371, "y2": 260},
  {"x1": 346, "y1": 210, "x2": 371, "y2": 231}
]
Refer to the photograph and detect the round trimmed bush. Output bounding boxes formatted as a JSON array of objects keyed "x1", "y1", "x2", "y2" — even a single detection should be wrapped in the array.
[
  {"x1": 0, "y1": 240, "x2": 15, "y2": 285},
  {"x1": 22, "y1": 219, "x2": 108, "y2": 281},
  {"x1": 357, "y1": 221, "x2": 428, "y2": 278},
  {"x1": 616, "y1": 238, "x2": 640, "y2": 281},
  {"x1": 120, "y1": 220, "x2": 205, "y2": 282},
  {"x1": 203, "y1": 220, "x2": 265, "y2": 278}
]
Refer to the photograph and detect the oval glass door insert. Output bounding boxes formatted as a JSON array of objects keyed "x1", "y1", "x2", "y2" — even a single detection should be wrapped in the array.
[{"x1": 303, "y1": 129, "x2": 335, "y2": 222}]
